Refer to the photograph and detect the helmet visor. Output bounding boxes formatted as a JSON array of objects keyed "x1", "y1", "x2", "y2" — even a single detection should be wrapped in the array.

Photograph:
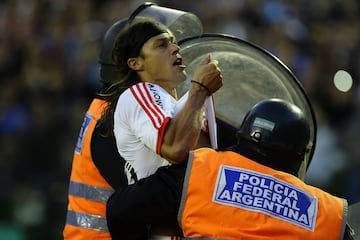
[{"x1": 131, "y1": 3, "x2": 203, "y2": 42}]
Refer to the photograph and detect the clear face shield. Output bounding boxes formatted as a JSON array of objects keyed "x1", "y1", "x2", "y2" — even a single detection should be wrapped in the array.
[
  {"x1": 128, "y1": 2, "x2": 203, "y2": 42},
  {"x1": 176, "y1": 34, "x2": 317, "y2": 175}
]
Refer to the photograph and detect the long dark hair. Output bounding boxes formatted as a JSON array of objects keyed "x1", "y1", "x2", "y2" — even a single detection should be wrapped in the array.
[{"x1": 97, "y1": 17, "x2": 168, "y2": 136}]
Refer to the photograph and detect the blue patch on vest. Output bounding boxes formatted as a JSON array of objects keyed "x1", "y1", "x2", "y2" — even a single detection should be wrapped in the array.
[
  {"x1": 75, "y1": 113, "x2": 92, "y2": 154},
  {"x1": 213, "y1": 165, "x2": 318, "y2": 231}
]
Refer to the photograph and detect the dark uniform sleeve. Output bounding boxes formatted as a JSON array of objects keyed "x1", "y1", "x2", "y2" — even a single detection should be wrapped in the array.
[
  {"x1": 91, "y1": 118, "x2": 128, "y2": 189},
  {"x1": 106, "y1": 164, "x2": 186, "y2": 240},
  {"x1": 344, "y1": 223, "x2": 355, "y2": 240}
]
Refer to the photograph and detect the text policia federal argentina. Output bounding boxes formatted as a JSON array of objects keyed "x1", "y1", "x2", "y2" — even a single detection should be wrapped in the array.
[{"x1": 213, "y1": 166, "x2": 318, "y2": 231}]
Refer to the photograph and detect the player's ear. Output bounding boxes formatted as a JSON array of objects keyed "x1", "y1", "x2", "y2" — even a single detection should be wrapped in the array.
[{"x1": 127, "y1": 57, "x2": 144, "y2": 71}]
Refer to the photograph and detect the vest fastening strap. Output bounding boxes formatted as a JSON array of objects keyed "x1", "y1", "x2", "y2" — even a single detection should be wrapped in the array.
[
  {"x1": 68, "y1": 181, "x2": 114, "y2": 202},
  {"x1": 66, "y1": 210, "x2": 108, "y2": 232}
]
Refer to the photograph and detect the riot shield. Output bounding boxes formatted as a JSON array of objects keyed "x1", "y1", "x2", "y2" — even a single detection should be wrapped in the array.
[{"x1": 177, "y1": 34, "x2": 317, "y2": 169}]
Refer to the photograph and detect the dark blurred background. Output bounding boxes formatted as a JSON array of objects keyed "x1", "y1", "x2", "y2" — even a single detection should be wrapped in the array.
[{"x1": 0, "y1": 0, "x2": 359, "y2": 239}]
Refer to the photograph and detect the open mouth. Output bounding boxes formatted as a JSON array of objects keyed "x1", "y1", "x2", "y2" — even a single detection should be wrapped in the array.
[{"x1": 173, "y1": 58, "x2": 186, "y2": 68}]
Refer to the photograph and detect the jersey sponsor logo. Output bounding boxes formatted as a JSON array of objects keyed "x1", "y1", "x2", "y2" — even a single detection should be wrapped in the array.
[
  {"x1": 213, "y1": 165, "x2": 318, "y2": 231},
  {"x1": 147, "y1": 83, "x2": 164, "y2": 109},
  {"x1": 75, "y1": 113, "x2": 92, "y2": 154}
]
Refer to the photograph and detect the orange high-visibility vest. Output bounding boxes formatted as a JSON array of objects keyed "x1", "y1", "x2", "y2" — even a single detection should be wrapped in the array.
[
  {"x1": 63, "y1": 99, "x2": 113, "y2": 240},
  {"x1": 179, "y1": 148, "x2": 347, "y2": 240}
]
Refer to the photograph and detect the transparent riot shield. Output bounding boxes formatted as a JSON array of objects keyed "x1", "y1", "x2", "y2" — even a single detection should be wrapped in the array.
[{"x1": 177, "y1": 34, "x2": 317, "y2": 169}]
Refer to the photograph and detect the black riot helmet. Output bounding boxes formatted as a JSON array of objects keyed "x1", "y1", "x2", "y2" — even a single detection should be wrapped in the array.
[
  {"x1": 236, "y1": 98, "x2": 311, "y2": 176},
  {"x1": 98, "y1": 18, "x2": 128, "y2": 85},
  {"x1": 98, "y1": 2, "x2": 203, "y2": 85}
]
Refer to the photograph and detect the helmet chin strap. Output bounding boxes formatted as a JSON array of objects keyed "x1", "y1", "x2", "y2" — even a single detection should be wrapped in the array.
[
  {"x1": 297, "y1": 143, "x2": 313, "y2": 181},
  {"x1": 297, "y1": 157, "x2": 308, "y2": 181}
]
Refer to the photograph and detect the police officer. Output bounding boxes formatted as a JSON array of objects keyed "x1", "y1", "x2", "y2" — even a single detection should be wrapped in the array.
[
  {"x1": 106, "y1": 98, "x2": 355, "y2": 240},
  {"x1": 62, "y1": 17, "x2": 129, "y2": 239}
]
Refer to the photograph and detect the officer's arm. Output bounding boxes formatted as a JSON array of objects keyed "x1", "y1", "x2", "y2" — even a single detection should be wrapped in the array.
[
  {"x1": 106, "y1": 164, "x2": 186, "y2": 239},
  {"x1": 91, "y1": 118, "x2": 128, "y2": 188},
  {"x1": 344, "y1": 223, "x2": 355, "y2": 240}
]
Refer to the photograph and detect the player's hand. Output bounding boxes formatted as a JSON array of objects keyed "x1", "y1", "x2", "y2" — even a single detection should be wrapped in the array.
[{"x1": 192, "y1": 54, "x2": 223, "y2": 95}]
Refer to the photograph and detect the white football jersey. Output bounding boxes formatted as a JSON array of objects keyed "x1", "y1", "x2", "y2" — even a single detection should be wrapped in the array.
[
  {"x1": 114, "y1": 82, "x2": 185, "y2": 183},
  {"x1": 114, "y1": 81, "x2": 217, "y2": 184}
]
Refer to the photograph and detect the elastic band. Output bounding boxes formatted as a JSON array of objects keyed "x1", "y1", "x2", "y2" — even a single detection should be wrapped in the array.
[{"x1": 191, "y1": 80, "x2": 211, "y2": 95}]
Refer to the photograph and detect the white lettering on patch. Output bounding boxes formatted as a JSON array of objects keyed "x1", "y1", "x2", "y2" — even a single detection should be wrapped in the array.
[{"x1": 213, "y1": 165, "x2": 318, "y2": 231}]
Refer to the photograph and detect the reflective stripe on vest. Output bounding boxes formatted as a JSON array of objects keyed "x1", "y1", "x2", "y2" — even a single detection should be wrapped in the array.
[
  {"x1": 66, "y1": 210, "x2": 108, "y2": 232},
  {"x1": 68, "y1": 181, "x2": 114, "y2": 202},
  {"x1": 66, "y1": 181, "x2": 114, "y2": 232}
]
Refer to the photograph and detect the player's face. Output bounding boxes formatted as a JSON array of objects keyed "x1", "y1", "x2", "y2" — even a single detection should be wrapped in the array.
[{"x1": 136, "y1": 32, "x2": 187, "y2": 93}]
